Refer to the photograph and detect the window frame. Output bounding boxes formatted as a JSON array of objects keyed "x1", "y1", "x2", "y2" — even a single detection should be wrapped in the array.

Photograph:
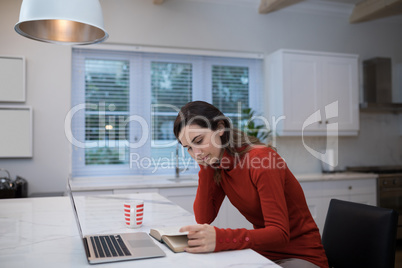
[{"x1": 71, "y1": 46, "x2": 263, "y2": 177}]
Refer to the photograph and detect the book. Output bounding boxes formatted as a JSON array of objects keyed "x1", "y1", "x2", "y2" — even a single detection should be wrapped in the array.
[{"x1": 149, "y1": 226, "x2": 189, "y2": 253}]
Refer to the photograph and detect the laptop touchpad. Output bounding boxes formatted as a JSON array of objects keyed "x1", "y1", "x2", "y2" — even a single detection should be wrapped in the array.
[{"x1": 128, "y1": 239, "x2": 157, "y2": 248}]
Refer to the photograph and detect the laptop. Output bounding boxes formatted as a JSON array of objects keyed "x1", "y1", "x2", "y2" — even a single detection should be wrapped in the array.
[{"x1": 67, "y1": 180, "x2": 166, "y2": 264}]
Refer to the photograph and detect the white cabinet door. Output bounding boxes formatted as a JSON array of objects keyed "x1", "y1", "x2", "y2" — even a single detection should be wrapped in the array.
[
  {"x1": 158, "y1": 188, "x2": 253, "y2": 229},
  {"x1": 322, "y1": 56, "x2": 359, "y2": 133},
  {"x1": 114, "y1": 188, "x2": 159, "y2": 194},
  {"x1": 159, "y1": 187, "x2": 197, "y2": 214},
  {"x1": 282, "y1": 53, "x2": 322, "y2": 132},
  {"x1": 350, "y1": 194, "x2": 377, "y2": 206},
  {"x1": 300, "y1": 178, "x2": 377, "y2": 234},
  {"x1": 266, "y1": 49, "x2": 359, "y2": 136},
  {"x1": 304, "y1": 196, "x2": 329, "y2": 234},
  {"x1": 71, "y1": 190, "x2": 114, "y2": 196},
  {"x1": 158, "y1": 188, "x2": 252, "y2": 229},
  {"x1": 211, "y1": 197, "x2": 253, "y2": 229}
]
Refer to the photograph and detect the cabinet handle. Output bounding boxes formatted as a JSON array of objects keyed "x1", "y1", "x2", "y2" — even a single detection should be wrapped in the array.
[
  {"x1": 348, "y1": 186, "x2": 352, "y2": 190},
  {"x1": 318, "y1": 121, "x2": 322, "y2": 124},
  {"x1": 325, "y1": 120, "x2": 329, "y2": 124}
]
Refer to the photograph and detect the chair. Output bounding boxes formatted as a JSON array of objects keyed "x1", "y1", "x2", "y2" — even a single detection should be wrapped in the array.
[{"x1": 322, "y1": 199, "x2": 398, "y2": 268}]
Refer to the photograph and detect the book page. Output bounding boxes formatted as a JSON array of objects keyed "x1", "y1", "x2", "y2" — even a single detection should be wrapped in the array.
[{"x1": 153, "y1": 226, "x2": 188, "y2": 237}]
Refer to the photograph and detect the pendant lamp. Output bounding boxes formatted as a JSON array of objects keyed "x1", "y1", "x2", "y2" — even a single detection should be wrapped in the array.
[{"x1": 15, "y1": 0, "x2": 108, "y2": 45}]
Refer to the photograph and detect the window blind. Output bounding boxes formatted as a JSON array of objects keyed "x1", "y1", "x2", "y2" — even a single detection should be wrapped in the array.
[
  {"x1": 151, "y1": 61, "x2": 192, "y2": 142},
  {"x1": 212, "y1": 64, "x2": 250, "y2": 128},
  {"x1": 85, "y1": 59, "x2": 130, "y2": 165}
]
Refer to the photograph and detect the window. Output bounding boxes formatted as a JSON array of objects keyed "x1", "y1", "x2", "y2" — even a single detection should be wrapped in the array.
[
  {"x1": 71, "y1": 47, "x2": 263, "y2": 177},
  {"x1": 151, "y1": 61, "x2": 192, "y2": 164},
  {"x1": 85, "y1": 59, "x2": 130, "y2": 165},
  {"x1": 212, "y1": 65, "x2": 250, "y2": 127}
]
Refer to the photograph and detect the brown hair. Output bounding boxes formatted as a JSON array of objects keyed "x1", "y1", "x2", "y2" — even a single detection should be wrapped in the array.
[{"x1": 173, "y1": 101, "x2": 267, "y2": 184}]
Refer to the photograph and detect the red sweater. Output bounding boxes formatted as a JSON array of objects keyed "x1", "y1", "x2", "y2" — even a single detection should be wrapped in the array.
[{"x1": 193, "y1": 146, "x2": 328, "y2": 268}]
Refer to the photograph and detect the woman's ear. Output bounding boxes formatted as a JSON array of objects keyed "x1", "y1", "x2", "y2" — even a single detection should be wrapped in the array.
[{"x1": 217, "y1": 121, "x2": 225, "y2": 136}]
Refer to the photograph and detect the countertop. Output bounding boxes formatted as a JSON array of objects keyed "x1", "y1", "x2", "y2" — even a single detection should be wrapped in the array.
[
  {"x1": 296, "y1": 172, "x2": 378, "y2": 182},
  {"x1": 71, "y1": 174, "x2": 200, "y2": 192},
  {"x1": 70, "y1": 172, "x2": 378, "y2": 192},
  {"x1": 0, "y1": 193, "x2": 280, "y2": 268}
]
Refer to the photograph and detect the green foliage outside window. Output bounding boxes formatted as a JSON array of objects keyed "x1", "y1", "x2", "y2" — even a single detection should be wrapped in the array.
[{"x1": 238, "y1": 107, "x2": 272, "y2": 144}]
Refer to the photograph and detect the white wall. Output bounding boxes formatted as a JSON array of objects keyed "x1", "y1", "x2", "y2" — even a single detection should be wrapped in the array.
[
  {"x1": 0, "y1": 0, "x2": 401, "y2": 194},
  {"x1": 0, "y1": 0, "x2": 72, "y2": 194}
]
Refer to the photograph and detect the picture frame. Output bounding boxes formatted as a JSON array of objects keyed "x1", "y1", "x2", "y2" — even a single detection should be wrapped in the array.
[
  {"x1": 0, "y1": 56, "x2": 26, "y2": 102},
  {"x1": 0, "y1": 106, "x2": 33, "y2": 158}
]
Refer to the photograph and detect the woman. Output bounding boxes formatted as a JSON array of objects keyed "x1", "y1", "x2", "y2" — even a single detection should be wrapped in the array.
[{"x1": 174, "y1": 101, "x2": 328, "y2": 268}]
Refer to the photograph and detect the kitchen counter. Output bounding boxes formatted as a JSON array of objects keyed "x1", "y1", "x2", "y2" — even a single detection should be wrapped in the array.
[
  {"x1": 71, "y1": 174, "x2": 200, "y2": 192},
  {"x1": 0, "y1": 192, "x2": 279, "y2": 267},
  {"x1": 70, "y1": 172, "x2": 378, "y2": 192},
  {"x1": 296, "y1": 172, "x2": 378, "y2": 182}
]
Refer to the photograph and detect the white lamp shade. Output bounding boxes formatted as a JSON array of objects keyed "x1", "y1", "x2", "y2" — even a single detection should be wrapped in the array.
[{"x1": 15, "y1": 0, "x2": 109, "y2": 45}]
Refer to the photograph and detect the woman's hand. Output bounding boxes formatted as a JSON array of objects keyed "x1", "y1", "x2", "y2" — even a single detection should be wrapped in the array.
[{"x1": 180, "y1": 224, "x2": 216, "y2": 253}]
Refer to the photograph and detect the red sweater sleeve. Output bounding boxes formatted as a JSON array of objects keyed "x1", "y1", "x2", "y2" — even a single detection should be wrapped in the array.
[
  {"x1": 214, "y1": 149, "x2": 291, "y2": 252},
  {"x1": 193, "y1": 165, "x2": 226, "y2": 224}
]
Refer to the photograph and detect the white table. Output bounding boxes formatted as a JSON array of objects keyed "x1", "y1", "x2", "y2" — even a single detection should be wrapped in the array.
[{"x1": 0, "y1": 192, "x2": 280, "y2": 268}]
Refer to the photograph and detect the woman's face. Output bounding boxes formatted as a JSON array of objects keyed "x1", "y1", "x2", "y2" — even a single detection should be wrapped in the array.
[{"x1": 178, "y1": 124, "x2": 224, "y2": 166}]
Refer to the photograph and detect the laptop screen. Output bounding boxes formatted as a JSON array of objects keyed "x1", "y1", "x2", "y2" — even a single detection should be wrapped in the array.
[{"x1": 67, "y1": 179, "x2": 86, "y2": 240}]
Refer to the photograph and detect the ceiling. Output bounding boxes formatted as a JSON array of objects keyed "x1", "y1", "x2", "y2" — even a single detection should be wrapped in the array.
[
  {"x1": 320, "y1": 0, "x2": 361, "y2": 4},
  {"x1": 258, "y1": 0, "x2": 402, "y2": 23},
  {"x1": 153, "y1": 0, "x2": 402, "y2": 23},
  {"x1": 315, "y1": 0, "x2": 402, "y2": 23}
]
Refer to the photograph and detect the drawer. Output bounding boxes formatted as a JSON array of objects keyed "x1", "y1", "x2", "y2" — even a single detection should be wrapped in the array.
[
  {"x1": 299, "y1": 181, "x2": 324, "y2": 198},
  {"x1": 159, "y1": 187, "x2": 197, "y2": 197},
  {"x1": 321, "y1": 179, "x2": 376, "y2": 196}
]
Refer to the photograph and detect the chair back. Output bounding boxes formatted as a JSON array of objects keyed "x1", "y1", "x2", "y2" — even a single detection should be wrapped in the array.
[{"x1": 322, "y1": 199, "x2": 398, "y2": 268}]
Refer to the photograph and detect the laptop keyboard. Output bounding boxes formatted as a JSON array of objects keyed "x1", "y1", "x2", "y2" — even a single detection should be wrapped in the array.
[{"x1": 90, "y1": 235, "x2": 131, "y2": 258}]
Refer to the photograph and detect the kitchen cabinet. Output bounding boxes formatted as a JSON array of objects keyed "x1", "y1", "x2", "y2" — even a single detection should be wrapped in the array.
[
  {"x1": 158, "y1": 187, "x2": 252, "y2": 229},
  {"x1": 265, "y1": 49, "x2": 359, "y2": 136},
  {"x1": 0, "y1": 56, "x2": 26, "y2": 102},
  {"x1": 159, "y1": 187, "x2": 197, "y2": 214},
  {"x1": 300, "y1": 178, "x2": 377, "y2": 234},
  {"x1": 211, "y1": 197, "x2": 253, "y2": 229},
  {"x1": 157, "y1": 179, "x2": 376, "y2": 232},
  {"x1": 115, "y1": 186, "x2": 198, "y2": 214},
  {"x1": 118, "y1": 186, "x2": 252, "y2": 229},
  {"x1": 71, "y1": 175, "x2": 376, "y2": 233},
  {"x1": 76, "y1": 186, "x2": 197, "y2": 213},
  {"x1": 72, "y1": 189, "x2": 114, "y2": 196}
]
